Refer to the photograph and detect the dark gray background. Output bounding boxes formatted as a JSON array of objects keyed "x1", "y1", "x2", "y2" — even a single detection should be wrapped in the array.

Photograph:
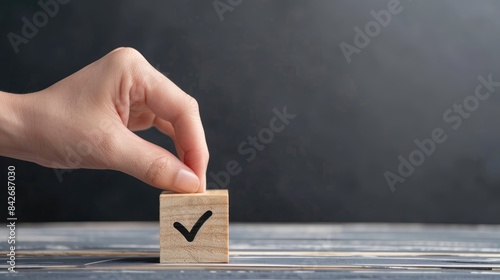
[{"x1": 1, "y1": 0, "x2": 499, "y2": 223}]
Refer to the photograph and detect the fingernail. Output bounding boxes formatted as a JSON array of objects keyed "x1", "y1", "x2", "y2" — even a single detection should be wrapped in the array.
[{"x1": 175, "y1": 169, "x2": 200, "y2": 193}]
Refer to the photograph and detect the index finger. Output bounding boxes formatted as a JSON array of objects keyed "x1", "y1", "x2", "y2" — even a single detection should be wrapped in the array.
[{"x1": 142, "y1": 69, "x2": 209, "y2": 192}]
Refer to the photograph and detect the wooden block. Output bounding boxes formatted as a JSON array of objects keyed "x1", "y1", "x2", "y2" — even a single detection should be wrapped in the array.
[{"x1": 159, "y1": 189, "x2": 229, "y2": 263}]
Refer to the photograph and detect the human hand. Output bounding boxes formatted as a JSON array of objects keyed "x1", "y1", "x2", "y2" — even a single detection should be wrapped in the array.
[{"x1": 4, "y1": 48, "x2": 208, "y2": 193}]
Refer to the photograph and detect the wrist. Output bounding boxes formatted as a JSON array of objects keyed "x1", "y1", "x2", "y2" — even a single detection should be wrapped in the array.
[{"x1": 0, "y1": 91, "x2": 35, "y2": 162}]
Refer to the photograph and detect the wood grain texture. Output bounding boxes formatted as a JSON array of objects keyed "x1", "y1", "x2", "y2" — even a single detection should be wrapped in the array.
[
  {"x1": 6, "y1": 223, "x2": 500, "y2": 278},
  {"x1": 159, "y1": 190, "x2": 229, "y2": 263}
]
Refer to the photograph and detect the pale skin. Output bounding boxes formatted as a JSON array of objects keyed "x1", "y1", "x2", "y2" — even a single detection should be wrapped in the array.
[{"x1": 0, "y1": 47, "x2": 209, "y2": 193}]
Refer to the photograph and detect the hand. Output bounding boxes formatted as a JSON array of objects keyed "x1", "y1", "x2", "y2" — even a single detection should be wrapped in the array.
[{"x1": 1, "y1": 48, "x2": 209, "y2": 193}]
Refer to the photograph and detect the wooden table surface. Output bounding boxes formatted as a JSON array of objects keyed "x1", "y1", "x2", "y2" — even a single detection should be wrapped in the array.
[{"x1": 1, "y1": 223, "x2": 500, "y2": 279}]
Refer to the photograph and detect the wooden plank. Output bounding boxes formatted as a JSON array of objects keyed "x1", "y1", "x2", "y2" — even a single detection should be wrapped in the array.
[
  {"x1": 159, "y1": 190, "x2": 229, "y2": 263},
  {"x1": 5, "y1": 223, "x2": 500, "y2": 278}
]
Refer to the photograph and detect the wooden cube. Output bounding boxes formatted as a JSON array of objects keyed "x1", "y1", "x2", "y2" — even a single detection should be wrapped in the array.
[{"x1": 159, "y1": 189, "x2": 229, "y2": 263}]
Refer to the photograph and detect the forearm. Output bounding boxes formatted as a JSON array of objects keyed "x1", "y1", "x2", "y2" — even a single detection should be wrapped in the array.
[{"x1": 0, "y1": 91, "x2": 33, "y2": 162}]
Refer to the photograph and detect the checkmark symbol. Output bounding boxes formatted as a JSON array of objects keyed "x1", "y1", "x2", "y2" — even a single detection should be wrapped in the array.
[{"x1": 173, "y1": 210, "x2": 213, "y2": 242}]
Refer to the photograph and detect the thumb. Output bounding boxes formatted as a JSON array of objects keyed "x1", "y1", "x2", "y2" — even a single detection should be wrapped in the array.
[{"x1": 109, "y1": 129, "x2": 201, "y2": 193}]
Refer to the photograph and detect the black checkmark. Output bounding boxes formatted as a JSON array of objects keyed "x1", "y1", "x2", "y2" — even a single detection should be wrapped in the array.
[{"x1": 173, "y1": 210, "x2": 213, "y2": 242}]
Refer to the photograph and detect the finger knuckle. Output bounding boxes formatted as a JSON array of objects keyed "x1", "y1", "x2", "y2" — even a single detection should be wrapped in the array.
[
  {"x1": 107, "y1": 47, "x2": 145, "y2": 69},
  {"x1": 200, "y1": 147, "x2": 210, "y2": 163},
  {"x1": 186, "y1": 95, "x2": 200, "y2": 113},
  {"x1": 204, "y1": 149, "x2": 210, "y2": 162},
  {"x1": 146, "y1": 156, "x2": 173, "y2": 187}
]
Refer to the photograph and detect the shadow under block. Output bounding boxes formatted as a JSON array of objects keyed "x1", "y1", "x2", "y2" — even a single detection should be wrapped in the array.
[{"x1": 159, "y1": 190, "x2": 229, "y2": 263}]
